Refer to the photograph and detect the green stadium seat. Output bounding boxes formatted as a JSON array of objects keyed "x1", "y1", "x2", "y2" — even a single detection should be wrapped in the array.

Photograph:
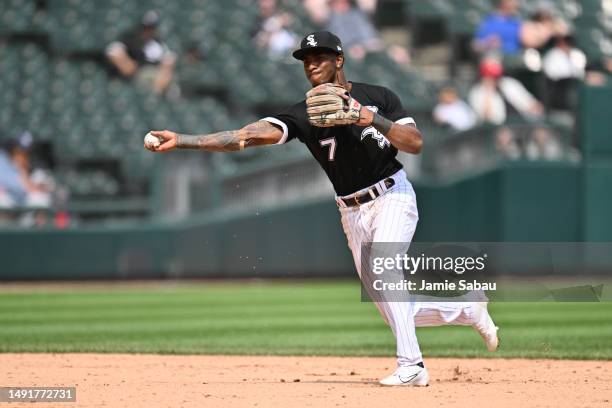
[
  {"x1": 448, "y1": 0, "x2": 490, "y2": 35},
  {"x1": 575, "y1": 15, "x2": 612, "y2": 63},
  {"x1": 407, "y1": 0, "x2": 454, "y2": 19},
  {"x1": 579, "y1": 0, "x2": 605, "y2": 14},
  {"x1": 0, "y1": 0, "x2": 37, "y2": 34}
]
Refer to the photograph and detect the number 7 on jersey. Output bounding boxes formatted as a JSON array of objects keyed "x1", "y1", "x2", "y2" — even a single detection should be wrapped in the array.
[{"x1": 320, "y1": 137, "x2": 337, "y2": 161}]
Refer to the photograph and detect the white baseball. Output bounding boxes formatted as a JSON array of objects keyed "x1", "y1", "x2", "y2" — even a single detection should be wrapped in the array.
[{"x1": 144, "y1": 132, "x2": 161, "y2": 149}]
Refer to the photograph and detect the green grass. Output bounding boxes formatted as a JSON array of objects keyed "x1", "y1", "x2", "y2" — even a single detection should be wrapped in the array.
[{"x1": 0, "y1": 281, "x2": 611, "y2": 359}]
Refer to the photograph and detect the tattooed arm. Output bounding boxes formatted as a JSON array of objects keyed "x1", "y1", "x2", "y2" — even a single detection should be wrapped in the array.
[{"x1": 146, "y1": 121, "x2": 284, "y2": 153}]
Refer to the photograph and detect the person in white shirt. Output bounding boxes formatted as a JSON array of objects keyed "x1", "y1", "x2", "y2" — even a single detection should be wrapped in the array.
[
  {"x1": 543, "y1": 35, "x2": 586, "y2": 110},
  {"x1": 105, "y1": 11, "x2": 177, "y2": 95},
  {"x1": 469, "y1": 57, "x2": 544, "y2": 125},
  {"x1": 252, "y1": 0, "x2": 298, "y2": 59},
  {"x1": 543, "y1": 36, "x2": 586, "y2": 81},
  {"x1": 433, "y1": 87, "x2": 477, "y2": 132}
]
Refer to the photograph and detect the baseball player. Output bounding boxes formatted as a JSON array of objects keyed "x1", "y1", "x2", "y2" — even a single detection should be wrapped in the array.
[{"x1": 145, "y1": 31, "x2": 499, "y2": 386}]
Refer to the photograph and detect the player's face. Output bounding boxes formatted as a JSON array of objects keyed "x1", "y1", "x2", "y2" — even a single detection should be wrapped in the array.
[{"x1": 303, "y1": 51, "x2": 340, "y2": 86}]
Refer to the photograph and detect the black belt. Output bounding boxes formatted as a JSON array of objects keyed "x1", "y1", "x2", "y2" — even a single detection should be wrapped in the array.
[{"x1": 340, "y1": 178, "x2": 395, "y2": 207}]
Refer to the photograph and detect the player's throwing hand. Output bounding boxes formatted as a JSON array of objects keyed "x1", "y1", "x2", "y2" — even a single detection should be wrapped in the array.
[{"x1": 144, "y1": 130, "x2": 178, "y2": 152}]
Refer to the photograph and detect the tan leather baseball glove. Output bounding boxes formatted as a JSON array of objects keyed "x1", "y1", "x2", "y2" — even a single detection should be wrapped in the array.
[{"x1": 306, "y1": 83, "x2": 362, "y2": 127}]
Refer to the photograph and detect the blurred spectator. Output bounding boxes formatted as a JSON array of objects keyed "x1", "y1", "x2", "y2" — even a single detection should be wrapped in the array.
[
  {"x1": 495, "y1": 126, "x2": 522, "y2": 159},
  {"x1": 542, "y1": 34, "x2": 586, "y2": 110},
  {"x1": 520, "y1": 6, "x2": 569, "y2": 50},
  {"x1": 474, "y1": 0, "x2": 523, "y2": 55},
  {"x1": 304, "y1": 0, "x2": 378, "y2": 26},
  {"x1": 326, "y1": 0, "x2": 382, "y2": 59},
  {"x1": 0, "y1": 131, "x2": 53, "y2": 209},
  {"x1": 177, "y1": 42, "x2": 226, "y2": 95},
  {"x1": 252, "y1": 0, "x2": 298, "y2": 59},
  {"x1": 252, "y1": 0, "x2": 277, "y2": 32},
  {"x1": 355, "y1": 0, "x2": 378, "y2": 15},
  {"x1": 525, "y1": 126, "x2": 563, "y2": 160},
  {"x1": 0, "y1": 143, "x2": 27, "y2": 208},
  {"x1": 304, "y1": 0, "x2": 330, "y2": 27},
  {"x1": 106, "y1": 11, "x2": 178, "y2": 96},
  {"x1": 474, "y1": 0, "x2": 567, "y2": 56},
  {"x1": 183, "y1": 42, "x2": 208, "y2": 66},
  {"x1": 178, "y1": 42, "x2": 207, "y2": 82},
  {"x1": 433, "y1": 87, "x2": 477, "y2": 132},
  {"x1": 469, "y1": 58, "x2": 544, "y2": 125},
  {"x1": 324, "y1": 0, "x2": 410, "y2": 64}
]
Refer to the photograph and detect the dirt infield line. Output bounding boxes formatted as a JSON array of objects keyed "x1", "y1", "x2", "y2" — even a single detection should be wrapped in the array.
[{"x1": 1, "y1": 354, "x2": 611, "y2": 408}]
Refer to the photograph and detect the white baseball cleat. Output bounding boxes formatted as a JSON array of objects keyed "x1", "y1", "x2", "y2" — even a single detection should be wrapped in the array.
[
  {"x1": 379, "y1": 365, "x2": 429, "y2": 386},
  {"x1": 472, "y1": 302, "x2": 499, "y2": 352}
]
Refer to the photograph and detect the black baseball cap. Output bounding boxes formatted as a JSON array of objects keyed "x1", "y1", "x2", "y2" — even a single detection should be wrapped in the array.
[{"x1": 292, "y1": 31, "x2": 344, "y2": 61}]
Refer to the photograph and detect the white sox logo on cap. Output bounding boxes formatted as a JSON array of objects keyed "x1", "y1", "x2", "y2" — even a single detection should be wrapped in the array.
[{"x1": 306, "y1": 34, "x2": 317, "y2": 47}]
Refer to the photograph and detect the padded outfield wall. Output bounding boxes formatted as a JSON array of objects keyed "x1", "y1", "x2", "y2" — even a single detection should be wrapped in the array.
[{"x1": 0, "y1": 161, "x2": 591, "y2": 280}]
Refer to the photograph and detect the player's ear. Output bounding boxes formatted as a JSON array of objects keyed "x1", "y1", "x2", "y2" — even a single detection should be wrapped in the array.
[{"x1": 336, "y1": 54, "x2": 344, "y2": 69}]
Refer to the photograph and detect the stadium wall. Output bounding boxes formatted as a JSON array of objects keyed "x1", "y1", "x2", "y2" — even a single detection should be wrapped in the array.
[{"x1": 0, "y1": 162, "x2": 587, "y2": 280}]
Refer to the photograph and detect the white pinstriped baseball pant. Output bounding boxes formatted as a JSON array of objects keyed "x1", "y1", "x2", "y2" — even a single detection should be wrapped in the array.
[{"x1": 338, "y1": 169, "x2": 480, "y2": 367}]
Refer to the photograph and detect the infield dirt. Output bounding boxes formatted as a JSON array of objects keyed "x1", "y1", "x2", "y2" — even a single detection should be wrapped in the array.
[{"x1": 1, "y1": 354, "x2": 611, "y2": 408}]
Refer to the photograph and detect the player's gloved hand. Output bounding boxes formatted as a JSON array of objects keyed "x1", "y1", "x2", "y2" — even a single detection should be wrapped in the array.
[{"x1": 306, "y1": 83, "x2": 362, "y2": 127}]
